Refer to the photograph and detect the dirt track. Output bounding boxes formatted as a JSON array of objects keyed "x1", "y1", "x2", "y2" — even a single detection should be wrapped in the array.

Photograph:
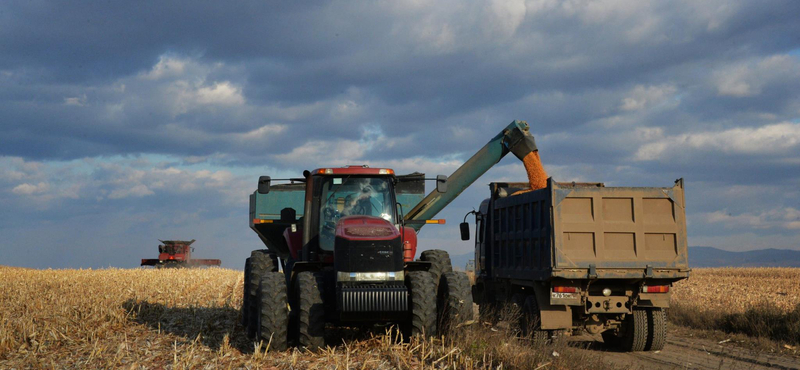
[{"x1": 571, "y1": 332, "x2": 800, "y2": 370}]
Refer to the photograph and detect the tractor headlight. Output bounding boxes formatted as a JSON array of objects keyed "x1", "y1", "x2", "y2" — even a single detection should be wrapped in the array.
[{"x1": 337, "y1": 271, "x2": 404, "y2": 282}]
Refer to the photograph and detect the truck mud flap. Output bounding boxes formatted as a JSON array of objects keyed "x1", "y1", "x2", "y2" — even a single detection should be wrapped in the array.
[{"x1": 338, "y1": 284, "x2": 408, "y2": 312}]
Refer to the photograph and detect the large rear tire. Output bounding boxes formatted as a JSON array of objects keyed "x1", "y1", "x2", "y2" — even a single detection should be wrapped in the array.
[
  {"x1": 406, "y1": 271, "x2": 437, "y2": 338},
  {"x1": 419, "y1": 250, "x2": 452, "y2": 287},
  {"x1": 256, "y1": 271, "x2": 288, "y2": 351},
  {"x1": 621, "y1": 308, "x2": 649, "y2": 352},
  {"x1": 521, "y1": 295, "x2": 549, "y2": 346},
  {"x1": 437, "y1": 271, "x2": 474, "y2": 333},
  {"x1": 294, "y1": 271, "x2": 326, "y2": 350},
  {"x1": 241, "y1": 257, "x2": 251, "y2": 327},
  {"x1": 646, "y1": 308, "x2": 667, "y2": 351},
  {"x1": 247, "y1": 250, "x2": 278, "y2": 339}
]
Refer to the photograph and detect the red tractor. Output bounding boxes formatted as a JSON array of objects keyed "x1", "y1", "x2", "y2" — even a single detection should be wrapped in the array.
[
  {"x1": 141, "y1": 239, "x2": 221, "y2": 268},
  {"x1": 242, "y1": 121, "x2": 540, "y2": 350}
]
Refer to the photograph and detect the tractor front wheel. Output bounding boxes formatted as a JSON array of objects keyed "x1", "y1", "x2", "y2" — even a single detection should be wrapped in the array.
[
  {"x1": 294, "y1": 271, "x2": 326, "y2": 350},
  {"x1": 256, "y1": 271, "x2": 288, "y2": 351},
  {"x1": 405, "y1": 271, "x2": 437, "y2": 338}
]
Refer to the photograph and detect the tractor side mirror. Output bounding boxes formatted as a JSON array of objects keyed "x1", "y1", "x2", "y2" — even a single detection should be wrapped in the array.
[
  {"x1": 436, "y1": 175, "x2": 448, "y2": 193},
  {"x1": 258, "y1": 176, "x2": 271, "y2": 194},
  {"x1": 460, "y1": 222, "x2": 470, "y2": 241}
]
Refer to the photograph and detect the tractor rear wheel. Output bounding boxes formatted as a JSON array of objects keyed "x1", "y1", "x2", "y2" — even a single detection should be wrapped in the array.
[
  {"x1": 437, "y1": 271, "x2": 474, "y2": 333},
  {"x1": 621, "y1": 308, "x2": 649, "y2": 352},
  {"x1": 646, "y1": 308, "x2": 667, "y2": 351},
  {"x1": 294, "y1": 271, "x2": 326, "y2": 350},
  {"x1": 419, "y1": 250, "x2": 452, "y2": 287},
  {"x1": 256, "y1": 271, "x2": 288, "y2": 351},
  {"x1": 241, "y1": 257, "x2": 251, "y2": 327},
  {"x1": 405, "y1": 271, "x2": 437, "y2": 338},
  {"x1": 247, "y1": 250, "x2": 278, "y2": 338}
]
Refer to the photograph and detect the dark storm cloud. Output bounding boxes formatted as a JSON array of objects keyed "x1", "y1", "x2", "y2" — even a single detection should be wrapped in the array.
[{"x1": 2, "y1": 1, "x2": 800, "y2": 268}]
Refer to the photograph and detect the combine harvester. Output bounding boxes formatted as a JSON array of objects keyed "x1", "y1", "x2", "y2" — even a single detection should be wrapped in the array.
[
  {"x1": 243, "y1": 120, "x2": 541, "y2": 350},
  {"x1": 141, "y1": 239, "x2": 221, "y2": 268}
]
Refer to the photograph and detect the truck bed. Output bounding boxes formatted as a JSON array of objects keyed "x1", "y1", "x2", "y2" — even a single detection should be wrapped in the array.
[{"x1": 485, "y1": 179, "x2": 689, "y2": 281}]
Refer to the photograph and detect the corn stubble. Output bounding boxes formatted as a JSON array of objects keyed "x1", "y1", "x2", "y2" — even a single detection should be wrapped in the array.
[
  {"x1": 0, "y1": 266, "x2": 606, "y2": 369},
  {"x1": 670, "y1": 268, "x2": 800, "y2": 345}
]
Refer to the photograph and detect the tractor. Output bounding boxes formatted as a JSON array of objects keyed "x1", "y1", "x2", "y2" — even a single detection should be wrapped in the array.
[{"x1": 243, "y1": 120, "x2": 539, "y2": 350}]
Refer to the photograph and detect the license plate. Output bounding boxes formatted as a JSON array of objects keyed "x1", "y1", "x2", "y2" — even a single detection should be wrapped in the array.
[{"x1": 551, "y1": 292, "x2": 577, "y2": 299}]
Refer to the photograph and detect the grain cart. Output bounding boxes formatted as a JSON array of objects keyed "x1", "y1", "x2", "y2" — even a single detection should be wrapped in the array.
[
  {"x1": 141, "y1": 239, "x2": 221, "y2": 268},
  {"x1": 243, "y1": 120, "x2": 541, "y2": 350},
  {"x1": 462, "y1": 179, "x2": 690, "y2": 351}
]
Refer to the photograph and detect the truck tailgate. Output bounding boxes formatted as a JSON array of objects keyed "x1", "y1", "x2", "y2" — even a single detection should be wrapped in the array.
[
  {"x1": 488, "y1": 179, "x2": 689, "y2": 281},
  {"x1": 551, "y1": 180, "x2": 688, "y2": 279}
]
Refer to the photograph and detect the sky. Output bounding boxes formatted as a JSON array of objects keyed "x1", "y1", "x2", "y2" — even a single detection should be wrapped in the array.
[{"x1": 1, "y1": 0, "x2": 799, "y2": 269}]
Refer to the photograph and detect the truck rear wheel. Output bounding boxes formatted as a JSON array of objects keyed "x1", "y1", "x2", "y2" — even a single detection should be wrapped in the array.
[
  {"x1": 247, "y1": 250, "x2": 279, "y2": 338},
  {"x1": 406, "y1": 271, "x2": 437, "y2": 338},
  {"x1": 420, "y1": 250, "x2": 452, "y2": 287},
  {"x1": 294, "y1": 271, "x2": 326, "y2": 350},
  {"x1": 241, "y1": 257, "x2": 251, "y2": 327},
  {"x1": 646, "y1": 308, "x2": 667, "y2": 351},
  {"x1": 621, "y1": 308, "x2": 649, "y2": 352},
  {"x1": 437, "y1": 271, "x2": 474, "y2": 333},
  {"x1": 521, "y1": 295, "x2": 549, "y2": 346},
  {"x1": 256, "y1": 271, "x2": 288, "y2": 351}
]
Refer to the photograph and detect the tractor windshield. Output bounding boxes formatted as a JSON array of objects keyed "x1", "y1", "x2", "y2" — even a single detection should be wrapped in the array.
[{"x1": 318, "y1": 176, "x2": 396, "y2": 251}]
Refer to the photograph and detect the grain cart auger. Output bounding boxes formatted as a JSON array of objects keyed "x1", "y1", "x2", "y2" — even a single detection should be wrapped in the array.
[
  {"x1": 140, "y1": 240, "x2": 221, "y2": 268},
  {"x1": 242, "y1": 120, "x2": 539, "y2": 350}
]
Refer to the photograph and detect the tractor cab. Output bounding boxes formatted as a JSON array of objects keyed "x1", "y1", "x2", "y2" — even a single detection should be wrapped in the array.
[{"x1": 303, "y1": 166, "x2": 400, "y2": 262}]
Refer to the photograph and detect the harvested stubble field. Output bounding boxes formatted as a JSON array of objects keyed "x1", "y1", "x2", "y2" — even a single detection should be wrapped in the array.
[
  {"x1": 0, "y1": 266, "x2": 605, "y2": 369},
  {"x1": 4, "y1": 266, "x2": 798, "y2": 369},
  {"x1": 670, "y1": 267, "x2": 800, "y2": 346}
]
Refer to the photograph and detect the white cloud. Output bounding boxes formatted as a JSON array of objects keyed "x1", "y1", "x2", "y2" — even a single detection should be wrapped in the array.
[
  {"x1": 705, "y1": 207, "x2": 800, "y2": 230},
  {"x1": 141, "y1": 55, "x2": 187, "y2": 80},
  {"x1": 620, "y1": 84, "x2": 677, "y2": 111},
  {"x1": 108, "y1": 183, "x2": 154, "y2": 199},
  {"x1": 634, "y1": 122, "x2": 800, "y2": 160},
  {"x1": 713, "y1": 54, "x2": 800, "y2": 97},
  {"x1": 196, "y1": 82, "x2": 245, "y2": 106},
  {"x1": 12, "y1": 182, "x2": 49, "y2": 195},
  {"x1": 64, "y1": 94, "x2": 88, "y2": 107}
]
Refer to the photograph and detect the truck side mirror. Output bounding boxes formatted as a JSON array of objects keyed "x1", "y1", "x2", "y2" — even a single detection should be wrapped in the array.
[
  {"x1": 436, "y1": 175, "x2": 448, "y2": 193},
  {"x1": 460, "y1": 222, "x2": 470, "y2": 241},
  {"x1": 258, "y1": 176, "x2": 271, "y2": 194}
]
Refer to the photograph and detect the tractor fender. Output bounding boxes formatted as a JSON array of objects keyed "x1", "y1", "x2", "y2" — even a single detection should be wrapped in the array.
[{"x1": 404, "y1": 261, "x2": 433, "y2": 272}]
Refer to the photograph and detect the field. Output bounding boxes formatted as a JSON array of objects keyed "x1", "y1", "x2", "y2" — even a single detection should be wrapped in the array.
[
  {"x1": 1, "y1": 266, "x2": 798, "y2": 369},
  {"x1": 0, "y1": 266, "x2": 604, "y2": 369},
  {"x1": 670, "y1": 268, "x2": 800, "y2": 345}
]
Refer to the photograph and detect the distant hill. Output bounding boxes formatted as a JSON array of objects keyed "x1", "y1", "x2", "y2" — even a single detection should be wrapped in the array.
[
  {"x1": 689, "y1": 246, "x2": 800, "y2": 268},
  {"x1": 448, "y1": 247, "x2": 800, "y2": 269}
]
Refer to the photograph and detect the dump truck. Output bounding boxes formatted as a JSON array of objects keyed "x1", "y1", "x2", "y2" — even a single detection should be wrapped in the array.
[
  {"x1": 462, "y1": 179, "x2": 689, "y2": 351},
  {"x1": 242, "y1": 120, "x2": 540, "y2": 350},
  {"x1": 140, "y1": 239, "x2": 221, "y2": 268}
]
